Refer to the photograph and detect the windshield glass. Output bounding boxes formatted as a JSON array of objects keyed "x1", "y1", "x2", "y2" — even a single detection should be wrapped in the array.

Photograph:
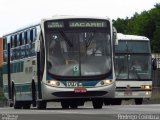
[
  {"x1": 115, "y1": 55, "x2": 151, "y2": 80},
  {"x1": 115, "y1": 41, "x2": 151, "y2": 53},
  {"x1": 45, "y1": 23, "x2": 111, "y2": 77}
]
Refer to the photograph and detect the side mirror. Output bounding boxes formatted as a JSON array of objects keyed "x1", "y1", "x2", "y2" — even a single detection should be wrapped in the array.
[
  {"x1": 113, "y1": 32, "x2": 118, "y2": 45},
  {"x1": 152, "y1": 58, "x2": 157, "y2": 70},
  {"x1": 35, "y1": 32, "x2": 40, "y2": 52},
  {"x1": 113, "y1": 27, "x2": 118, "y2": 45}
]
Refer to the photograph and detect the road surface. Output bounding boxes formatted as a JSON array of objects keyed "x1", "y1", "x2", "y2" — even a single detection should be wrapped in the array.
[{"x1": 0, "y1": 103, "x2": 160, "y2": 120}]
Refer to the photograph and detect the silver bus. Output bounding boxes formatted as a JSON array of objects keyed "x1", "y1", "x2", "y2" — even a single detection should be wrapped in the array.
[{"x1": 3, "y1": 16, "x2": 116, "y2": 109}]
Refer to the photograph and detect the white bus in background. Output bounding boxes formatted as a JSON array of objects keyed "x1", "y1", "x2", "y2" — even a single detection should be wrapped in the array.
[
  {"x1": 3, "y1": 16, "x2": 116, "y2": 109},
  {"x1": 105, "y1": 33, "x2": 155, "y2": 105}
]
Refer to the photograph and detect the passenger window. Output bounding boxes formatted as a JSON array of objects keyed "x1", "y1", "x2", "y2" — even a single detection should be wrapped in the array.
[
  {"x1": 11, "y1": 49, "x2": 15, "y2": 60},
  {"x1": 3, "y1": 37, "x2": 7, "y2": 50},
  {"x1": 30, "y1": 29, "x2": 33, "y2": 43},
  {"x1": 11, "y1": 36, "x2": 14, "y2": 48},
  {"x1": 14, "y1": 35, "x2": 17, "y2": 47},
  {"x1": 3, "y1": 50, "x2": 7, "y2": 62},
  {"x1": 3, "y1": 37, "x2": 7, "y2": 62},
  {"x1": 24, "y1": 31, "x2": 27, "y2": 44},
  {"x1": 16, "y1": 47, "x2": 21, "y2": 59},
  {"x1": 21, "y1": 46, "x2": 26, "y2": 58},
  {"x1": 19, "y1": 33, "x2": 22, "y2": 46},
  {"x1": 22, "y1": 32, "x2": 25, "y2": 45},
  {"x1": 17, "y1": 34, "x2": 20, "y2": 46},
  {"x1": 27, "y1": 30, "x2": 30, "y2": 44},
  {"x1": 33, "y1": 29, "x2": 36, "y2": 42}
]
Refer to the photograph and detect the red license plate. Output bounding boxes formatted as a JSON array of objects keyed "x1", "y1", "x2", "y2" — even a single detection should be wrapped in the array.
[{"x1": 74, "y1": 87, "x2": 87, "y2": 93}]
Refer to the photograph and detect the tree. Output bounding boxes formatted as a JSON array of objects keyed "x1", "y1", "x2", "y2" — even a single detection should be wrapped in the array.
[{"x1": 113, "y1": 3, "x2": 160, "y2": 53}]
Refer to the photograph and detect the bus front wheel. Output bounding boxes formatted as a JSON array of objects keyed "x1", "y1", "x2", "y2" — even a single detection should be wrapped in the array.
[
  {"x1": 13, "y1": 88, "x2": 22, "y2": 109},
  {"x1": 61, "y1": 101, "x2": 70, "y2": 109},
  {"x1": 135, "y1": 98, "x2": 143, "y2": 105},
  {"x1": 92, "y1": 99, "x2": 103, "y2": 109},
  {"x1": 37, "y1": 101, "x2": 47, "y2": 109},
  {"x1": 23, "y1": 102, "x2": 31, "y2": 109}
]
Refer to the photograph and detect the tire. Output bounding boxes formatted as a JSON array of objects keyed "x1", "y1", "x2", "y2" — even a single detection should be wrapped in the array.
[
  {"x1": 61, "y1": 101, "x2": 70, "y2": 109},
  {"x1": 12, "y1": 85, "x2": 22, "y2": 109},
  {"x1": 32, "y1": 81, "x2": 37, "y2": 107},
  {"x1": 104, "y1": 99, "x2": 111, "y2": 105},
  {"x1": 23, "y1": 102, "x2": 31, "y2": 109},
  {"x1": 135, "y1": 98, "x2": 143, "y2": 105},
  {"x1": 13, "y1": 91, "x2": 22, "y2": 109},
  {"x1": 37, "y1": 101, "x2": 47, "y2": 109},
  {"x1": 70, "y1": 103, "x2": 78, "y2": 109},
  {"x1": 9, "y1": 84, "x2": 14, "y2": 107},
  {"x1": 9, "y1": 101, "x2": 14, "y2": 107},
  {"x1": 111, "y1": 99, "x2": 122, "y2": 105},
  {"x1": 92, "y1": 99, "x2": 103, "y2": 109}
]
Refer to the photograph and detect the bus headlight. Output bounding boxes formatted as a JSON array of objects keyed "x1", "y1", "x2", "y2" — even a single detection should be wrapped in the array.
[
  {"x1": 102, "y1": 80, "x2": 112, "y2": 85},
  {"x1": 96, "y1": 79, "x2": 113, "y2": 87},
  {"x1": 47, "y1": 80, "x2": 60, "y2": 87},
  {"x1": 141, "y1": 85, "x2": 152, "y2": 89}
]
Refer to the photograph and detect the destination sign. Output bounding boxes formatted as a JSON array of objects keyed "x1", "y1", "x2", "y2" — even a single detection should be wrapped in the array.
[
  {"x1": 69, "y1": 21, "x2": 107, "y2": 28},
  {"x1": 47, "y1": 21, "x2": 64, "y2": 28}
]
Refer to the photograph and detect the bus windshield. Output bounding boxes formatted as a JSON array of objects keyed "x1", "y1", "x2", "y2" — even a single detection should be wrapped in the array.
[
  {"x1": 115, "y1": 41, "x2": 151, "y2": 53},
  {"x1": 115, "y1": 55, "x2": 151, "y2": 80},
  {"x1": 46, "y1": 30, "x2": 111, "y2": 77},
  {"x1": 115, "y1": 40, "x2": 152, "y2": 80}
]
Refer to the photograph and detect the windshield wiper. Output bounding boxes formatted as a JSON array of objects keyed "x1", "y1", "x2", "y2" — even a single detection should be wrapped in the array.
[
  {"x1": 125, "y1": 42, "x2": 133, "y2": 53},
  {"x1": 86, "y1": 30, "x2": 96, "y2": 48},
  {"x1": 59, "y1": 31, "x2": 73, "y2": 47}
]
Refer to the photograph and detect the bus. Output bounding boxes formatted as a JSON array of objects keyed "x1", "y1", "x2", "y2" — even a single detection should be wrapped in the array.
[
  {"x1": 108, "y1": 33, "x2": 154, "y2": 105},
  {"x1": 2, "y1": 16, "x2": 116, "y2": 109}
]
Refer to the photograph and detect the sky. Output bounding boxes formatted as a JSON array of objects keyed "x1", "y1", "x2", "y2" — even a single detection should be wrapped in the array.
[{"x1": 0, "y1": 0, "x2": 160, "y2": 36}]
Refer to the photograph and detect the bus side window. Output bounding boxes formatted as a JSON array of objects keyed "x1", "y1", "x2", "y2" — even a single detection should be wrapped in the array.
[
  {"x1": 10, "y1": 36, "x2": 14, "y2": 60},
  {"x1": 3, "y1": 37, "x2": 7, "y2": 62},
  {"x1": 19, "y1": 33, "x2": 22, "y2": 46},
  {"x1": 22, "y1": 32, "x2": 25, "y2": 45},
  {"x1": 27, "y1": 30, "x2": 30, "y2": 44},
  {"x1": 33, "y1": 28, "x2": 36, "y2": 42},
  {"x1": 3, "y1": 37, "x2": 7, "y2": 50},
  {"x1": 14, "y1": 35, "x2": 18, "y2": 60},
  {"x1": 25, "y1": 31, "x2": 29, "y2": 57},
  {"x1": 11, "y1": 36, "x2": 14, "y2": 48},
  {"x1": 30, "y1": 29, "x2": 33, "y2": 44},
  {"x1": 14, "y1": 35, "x2": 17, "y2": 47},
  {"x1": 22, "y1": 32, "x2": 26, "y2": 58},
  {"x1": 24, "y1": 31, "x2": 27, "y2": 44},
  {"x1": 30, "y1": 29, "x2": 36, "y2": 56},
  {"x1": 26, "y1": 30, "x2": 31, "y2": 57},
  {"x1": 16, "y1": 34, "x2": 21, "y2": 59}
]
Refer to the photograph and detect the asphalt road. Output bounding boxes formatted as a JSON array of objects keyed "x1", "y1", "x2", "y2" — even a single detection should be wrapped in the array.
[{"x1": 0, "y1": 102, "x2": 160, "y2": 120}]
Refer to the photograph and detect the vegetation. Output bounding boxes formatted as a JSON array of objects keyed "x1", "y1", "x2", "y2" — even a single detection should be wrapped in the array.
[
  {"x1": 113, "y1": 3, "x2": 160, "y2": 53},
  {"x1": 0, "y1": 67, "x2": 6, "y2": 101}
]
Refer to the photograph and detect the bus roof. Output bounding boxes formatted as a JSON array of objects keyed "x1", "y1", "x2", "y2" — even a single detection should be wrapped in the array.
[
  {"x1": 3, "y1": 23, "x2": 39, "y2": 37},
  {"x1": 42, "y1": 15, "x2": 111, "y2": 22},
  {"x1": 117, "y1": 33, "x2": 149, "y2": 41},
  {"x1": 3, "y1": 15, "x2": 111, "y2": 37}
]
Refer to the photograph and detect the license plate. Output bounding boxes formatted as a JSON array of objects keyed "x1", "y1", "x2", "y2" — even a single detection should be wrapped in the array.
[
  {"x1": 66, "y1": 81, "x2": 78, "y2": 87},
  {"x1": 124, "y1": 91, "x2": 132, "y2": 96},
  {"x1": 74, "y1": 87, "x2": 87, "y2": 93}
]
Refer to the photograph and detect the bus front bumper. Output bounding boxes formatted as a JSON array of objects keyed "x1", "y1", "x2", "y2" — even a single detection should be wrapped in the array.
[
  {"x1": 41, "y1": 82, "x2": 115, "y2": 100},
  {"x1": 115, "y1": 91, "x2": 152, "y2": 99}
]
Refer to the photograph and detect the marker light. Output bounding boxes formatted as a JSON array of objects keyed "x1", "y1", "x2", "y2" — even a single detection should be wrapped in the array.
[
  {"x1": 141, "y1": 85, "x2": 152, "y2": 89},
  {"x1": 145, "y1": 91, "x2": 151, "y2": 95}
]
